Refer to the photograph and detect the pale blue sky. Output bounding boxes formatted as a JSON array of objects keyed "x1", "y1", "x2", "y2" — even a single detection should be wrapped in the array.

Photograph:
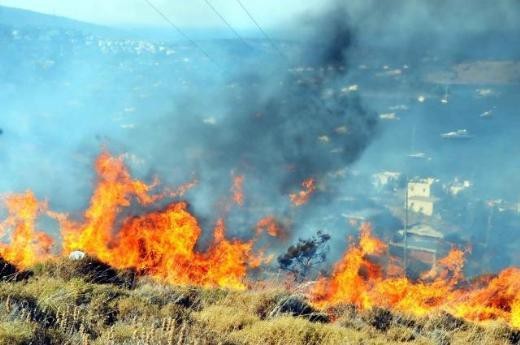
[{"x1": 0, "y1": 0, "x2": 323, "y2": 28}]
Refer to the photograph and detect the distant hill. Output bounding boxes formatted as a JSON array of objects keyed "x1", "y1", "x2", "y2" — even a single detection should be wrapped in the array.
[{"x1": 0, "y1": 5, "x2": 108, "y2": 33}]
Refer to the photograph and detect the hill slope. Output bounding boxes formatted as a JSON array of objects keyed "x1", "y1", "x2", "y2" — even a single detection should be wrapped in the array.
[
  {"x1": 0, "y1": 5, "x2": 108, "y2": 33},
  {"x1": 0, "y1": 257, "x2": 517, "y2": 345}
]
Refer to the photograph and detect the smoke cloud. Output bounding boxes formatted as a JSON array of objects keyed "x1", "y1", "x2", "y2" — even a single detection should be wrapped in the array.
[
  {"x1": 114, "y1": 2, "x2": 378, "y2": 233},
  {"x1": 1, "y1": 0, "x2": 519, "y2": 270}
]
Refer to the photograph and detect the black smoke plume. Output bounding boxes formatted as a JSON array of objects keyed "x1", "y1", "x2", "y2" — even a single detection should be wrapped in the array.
[{"x1": 126, "y1": 3, "x2": 378, "y2": 232}]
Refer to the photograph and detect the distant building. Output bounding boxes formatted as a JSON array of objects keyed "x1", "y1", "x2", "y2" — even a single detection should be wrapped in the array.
[
  {"x1": 443, "y1": 178, "x2": 472, "y2": 196},
  {"x1": 372, "y1": 171, "x2": 401, "y2": 190},
  {"x1": 407, "y1": 178, "x2": 436, "y2": 216},
  {"x1": 390, "y1": 223, "x2": 444, "y2": 270}
]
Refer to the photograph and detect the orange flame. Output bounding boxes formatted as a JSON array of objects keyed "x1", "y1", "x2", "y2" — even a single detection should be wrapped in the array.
[
  {"x1": 312, "y1": 223, "x2": 386, "y2": 309},
  {"x1": 55, "y1": 152, "x2": 159, "y2": 260},
  {"x1": 49, "y1": 152, "x2": 261, "y2": 289},
  {"x1": 512, "y1": 298, "x2": 520, "y2": 329},
  {"x1": 312, "y1": 224, "x2": 520, "y2": 327},
  {"x1": 0, "y1": 153, "x2": 518, "y2": 327},
  {"x1": 420, "y1": 247, "x2": 465, "y2": 284},
  {"x1": 112, "y1": 210, "x2": 254, "y2": 288},
  {"x1": 0, "y1": 192, "x2": 53, "y2": 268},
  {"x1": 289, "y1": 178, "x2": 316, "y2": 206}
]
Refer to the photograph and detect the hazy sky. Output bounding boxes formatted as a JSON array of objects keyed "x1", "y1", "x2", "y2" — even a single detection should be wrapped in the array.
[{"x1": 0, "y1": 0, "x2": 322, "y2": 28}]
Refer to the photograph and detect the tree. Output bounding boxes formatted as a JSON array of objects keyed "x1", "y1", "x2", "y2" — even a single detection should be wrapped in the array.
[{"x1": 277, "y1": 230, "x2": 331, "y2": 282}]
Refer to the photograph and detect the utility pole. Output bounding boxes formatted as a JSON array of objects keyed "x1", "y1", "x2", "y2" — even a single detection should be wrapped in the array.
[
  {"x1": 485, "y1": 204, "x2": 494, "y2": 271},
  {"x1": 403, "y1": 124, "x2": 417, "y2": 276},
  {"x1": 403, "y1": 177, "x2": 409, "y2": 275},
  {"x1": 485, "y1": 204, "x2": 493, "y2": 247}
]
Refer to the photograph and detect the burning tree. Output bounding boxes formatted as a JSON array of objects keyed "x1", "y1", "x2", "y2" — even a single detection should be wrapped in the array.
[{"x1": 277, "y1": 230, "x2": 331, "y2": 282}]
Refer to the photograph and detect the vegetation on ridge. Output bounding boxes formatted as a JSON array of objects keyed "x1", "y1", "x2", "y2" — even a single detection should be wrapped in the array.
[{"x1": 0, "y1": 256, "x2": 516, "y2": 345}]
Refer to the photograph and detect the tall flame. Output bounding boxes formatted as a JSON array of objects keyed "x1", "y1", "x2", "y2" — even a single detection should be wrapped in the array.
[
  {"x1": 312, "y1": 223, "x2": 386, "y2": 309},
  {"x1": 112, "y1": 209, "x2": 253, "y2": 288},
  {"x1": 0, "y1": 192, "x2": 53, "y2": 268},
  {"x1": 55, "y1": 152, "x2": 159, "y2": 261},
  {"x1": 512, "y1": 298, "x2": 520, "y2": 329},
  {"x1": 49, "y1": 152, "x2": 263, "y2": 289}
]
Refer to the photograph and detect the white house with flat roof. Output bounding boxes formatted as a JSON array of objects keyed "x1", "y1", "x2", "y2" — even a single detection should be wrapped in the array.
[{"x1": 407, "y1": 178, "x2": 436, "y2": 216}]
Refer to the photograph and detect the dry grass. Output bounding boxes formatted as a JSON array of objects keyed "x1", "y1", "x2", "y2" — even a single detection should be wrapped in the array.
[{"x1": 0, "y1": 258, "x2": 516, "y2": 345}]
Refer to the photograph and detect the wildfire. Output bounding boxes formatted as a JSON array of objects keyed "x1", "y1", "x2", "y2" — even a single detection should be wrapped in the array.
[
  {"x1": 311, "y1": 223, "x2": 520, "y2": 327},
  {"x1": 512, "y1": 298, "x2": 520, "y2": 328},
  {"x1": 289, "y1": 178, "x2": 316, "y2": 206},
  {"x1": 0, "y1": 192, "x2": 53, "y2": 268},
  {"x1": 54, "y1": 151, "x2": 160, "y2": 260},
  {"x1": 0, "y1": 152, "x2": 271, "y2": 289},
  {"x1": 0, "y1": 153, "x2": 518, "y2": 327},
  {"x1": 54, "y1": 153, "x2": 265, "y2": 289},
  {"x1": 311, "y1": 223, "x2": 387, "y2": 309}
]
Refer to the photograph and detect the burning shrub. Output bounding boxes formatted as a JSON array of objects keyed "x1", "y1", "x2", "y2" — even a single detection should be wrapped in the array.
[{"x1": 277, "y1": 231, "x2": 331, "y2": 282}]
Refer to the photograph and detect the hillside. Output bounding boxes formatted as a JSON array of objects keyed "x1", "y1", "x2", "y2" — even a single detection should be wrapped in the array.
[
  {"x1": 0, "y1": 5, "x2": 106, "y2": 33},
  {"x1": 0, "y1": 256, "x2": 517, "y2": 345},
  {"x1": 0, "y1": 3, "x2": 519, "y2": 345}
]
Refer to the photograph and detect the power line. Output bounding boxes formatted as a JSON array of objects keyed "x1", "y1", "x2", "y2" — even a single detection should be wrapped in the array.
[
  {"x1": 234, "y1": 0, "x2": 287, "y2": 60},
  {"x1": 202, "y1": 0, "x2": 251, "y2": 49},
  {"x1": 143, "y1": 0, "x2": 220, "y2": 68}
]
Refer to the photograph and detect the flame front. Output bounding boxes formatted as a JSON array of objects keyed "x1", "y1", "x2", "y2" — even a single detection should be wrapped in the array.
[
  {"x1": 312, "y1": 223, "x2": 520, "y2": 327},
  {"x1": 50, "y1": 152, "x2": 260, "y2": 289},
  {"x1": 0, "y1": 192, "x2": 53, "y2": 268},
  {"x1": 0, "y1": 153, "x2": 518, "y2": 327},
  {"x1": 512, "y1": 298, "x2": 520, "y2": 329},
  {"x1": 112, "y1": 208, "x2": 253, "y2": 288},
  {"x1": 55, "y1": 152, "x2": 159, "y2": 261}
]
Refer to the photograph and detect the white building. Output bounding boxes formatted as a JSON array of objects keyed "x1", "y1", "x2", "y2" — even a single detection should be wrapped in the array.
[
  {"x1": 407, "y1": 178, "x2": 436, "y2": 216},
  {"x1": 372, "y1": 171, "x2": 401, "y2": 190}
]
